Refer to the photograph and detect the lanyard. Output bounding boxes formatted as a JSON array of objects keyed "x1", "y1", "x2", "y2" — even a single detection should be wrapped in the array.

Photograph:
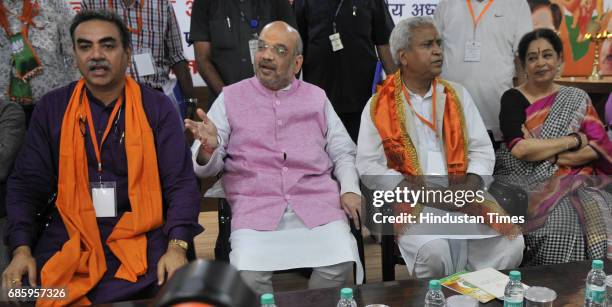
[
  {"x1": 466, "y1": 0, "x2": 493, "y2": 33},
  {"x1": 401, "y1": 80, "x2": 437, "y2": 134},
  {"x1": 331, "y1": 0, "x2": 355, "y2": 33},
  {"x1": 83, "y1": 94, "x2": 123, "y2": 175},
  {"x1": 109, "y1": 0, "x2": 144, "y2": 38}
]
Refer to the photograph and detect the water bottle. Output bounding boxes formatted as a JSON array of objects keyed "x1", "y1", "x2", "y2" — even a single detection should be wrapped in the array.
[
  {"x1": 337, "y1": 288, "x2": 358, "y2": 307},
  {"x1": 260, "y1": 293, "x2": 277, "y2": 307},
  {"x1": 504, "y1": 270, "x2": 524, "y2": 307},
  {"x1": 425, "y1": 279, "x2": 445, "y2": 307},
  {"x1": 585, "y1": 259, "x2": 606, "y2": 306}
]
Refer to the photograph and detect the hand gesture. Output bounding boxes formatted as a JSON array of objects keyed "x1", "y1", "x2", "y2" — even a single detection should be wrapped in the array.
[{"x1": 185, "y1": 109, "x2": 219, "y2": 160}]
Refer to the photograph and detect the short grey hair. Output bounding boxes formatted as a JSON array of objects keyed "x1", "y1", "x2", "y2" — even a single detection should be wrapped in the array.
[{"x1": 389, "y1": 16, "x2": 438, "y2": 66}]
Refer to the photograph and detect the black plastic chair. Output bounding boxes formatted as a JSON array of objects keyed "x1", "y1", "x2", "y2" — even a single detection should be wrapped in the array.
[
  {"x1": 379, "y1": 200, "x2": 405, "y2": 282},
  {"x1": 380, "y1": 234, "x2": 405, "y2": 281}
]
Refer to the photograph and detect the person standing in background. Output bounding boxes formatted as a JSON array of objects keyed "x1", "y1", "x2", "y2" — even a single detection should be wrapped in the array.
[
  {"x1": 434, "y1": 0, "x2": 533, "y2": 145},
  {"x1": 294, "y1": 0, "x2": 396, "y2": 142},
  {"x1": 81, "y1": 0, "x2": 195, "y2": 99}
]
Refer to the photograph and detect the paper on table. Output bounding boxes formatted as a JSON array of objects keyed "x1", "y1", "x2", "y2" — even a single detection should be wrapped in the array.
[
  {"x1": 461, "y1": 268, "x2": 528, "y2": 299},
  {"x1": 440, "y1": 271, "x2": 496, "y2": 303}
]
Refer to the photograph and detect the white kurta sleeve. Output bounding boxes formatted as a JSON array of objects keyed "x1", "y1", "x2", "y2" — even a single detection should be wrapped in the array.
[
  {"x1": 461, "y1": 87, "x2": 495, "y2": 176},
  {"x1": 324, "y1": 99, "x2": 361, "y2": 196},
  {"x1": 355, "y1": 98, "x2": 404, "y2": 191},
  {"x1": 192, "y1": 93, "x2": 230, "y2": 178}
]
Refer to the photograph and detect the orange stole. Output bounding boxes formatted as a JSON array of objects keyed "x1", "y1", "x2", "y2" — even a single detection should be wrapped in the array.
[
  {"x1": 39, "y1": 78, "x2": 163, "y2": 306},
  {"x1": 371, "y1": 71, "x2": 516, "y2": 236}
]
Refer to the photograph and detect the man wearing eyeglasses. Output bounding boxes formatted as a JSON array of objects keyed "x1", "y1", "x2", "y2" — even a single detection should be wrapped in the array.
[
  {"x1": 189, "y1": 0, "x2": 296, "y2": 108},
  {"x1": 185, "y1": 21, "x2": 363, "y2": 294}
]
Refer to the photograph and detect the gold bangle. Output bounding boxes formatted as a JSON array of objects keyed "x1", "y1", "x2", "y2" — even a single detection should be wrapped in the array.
[{"x1": 169, "y1": 239, "x2": 188, "y2": 251}]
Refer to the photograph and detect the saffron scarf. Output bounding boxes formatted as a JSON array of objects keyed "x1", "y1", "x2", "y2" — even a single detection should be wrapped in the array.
[
  {"x1": 38, "y1": 77, "x2": 163, "y2": 306},
  {"x1": 371, "y1": 71, "x2": 516, "y2": 236}
]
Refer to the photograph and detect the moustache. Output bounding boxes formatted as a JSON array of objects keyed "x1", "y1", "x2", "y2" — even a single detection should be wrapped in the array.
[
  {"x1": 87, "y1": 60, "x2": 111, "y2": 71},
  {"x1": 258, "y1": 60, "x2": 277, "y2": 70}
]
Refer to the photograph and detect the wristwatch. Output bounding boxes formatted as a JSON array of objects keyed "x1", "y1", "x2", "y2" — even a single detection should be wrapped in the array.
[{"x1": 169, "y1": 239, "x2": 189, "y2": 251}]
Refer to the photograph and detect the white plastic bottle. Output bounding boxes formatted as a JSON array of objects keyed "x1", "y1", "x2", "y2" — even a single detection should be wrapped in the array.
[
  {"x1": 337, "y1": 288, "x2": 358, "y2": 307},
  {"x1": 425, "y1": 279, "x2": 445, "y2": 307},
  {"x1": 504, "y1": 270, "x2": 524, "y2": 307},
  {"x1": 260, "y1": 293, "x2": 277, "y2": 307},
  {"x1": 585, "y1": 259, "x2": 606, "y2": 306}
]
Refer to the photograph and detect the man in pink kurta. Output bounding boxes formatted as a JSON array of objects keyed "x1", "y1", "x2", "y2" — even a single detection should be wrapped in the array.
[{"x1": 186, "y1": 21, "x2": 363, "y2": 294}]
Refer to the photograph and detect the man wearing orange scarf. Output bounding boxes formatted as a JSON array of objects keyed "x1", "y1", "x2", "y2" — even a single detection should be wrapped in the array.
[
  {"x1": 2, "y1": 10, "x2": 203, "y2": 305},
  {"x1": 356, "y1": 17, "x2": 524, "y2": 279}
]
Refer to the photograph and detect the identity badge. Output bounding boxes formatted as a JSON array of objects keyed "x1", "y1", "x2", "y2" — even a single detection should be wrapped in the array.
[
  {"x1": 329, "y1": 33, "x2": 344, "y2": 52},
  {"x1": 464, "y1": 41, "x2": 481, "y2": 62},
  {"x1": 91, "y1": 181, "x2": 117, "y2": 218},
  {"x1": 132, "y1": 49, "x2": 155, "y2": 77}
]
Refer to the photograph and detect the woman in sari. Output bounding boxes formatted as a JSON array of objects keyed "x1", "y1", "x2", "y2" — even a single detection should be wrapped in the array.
[{"x1": 495, "y1": 28, "x2": 612, "y2": 266}]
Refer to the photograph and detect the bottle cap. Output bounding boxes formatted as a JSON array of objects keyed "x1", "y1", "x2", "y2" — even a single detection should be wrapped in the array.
[
  {"x1": 340, "y1": 288, "x2": 353, "y2": 299},
  {"x1": 261, "y1": 293, "x2": 274, "y2": 304},
  {"x1": 593, "y1": 259, "x2": 604, "y2": 270},
  {"x1": 509, "y1": 270, "x2": 521, "y2": 281},
  {"x1": 250, "y1": 19, "x2": 258, "y2": 29},
  {"x1": 429, "y1": 279, "x2": 441, "y2": 290}
]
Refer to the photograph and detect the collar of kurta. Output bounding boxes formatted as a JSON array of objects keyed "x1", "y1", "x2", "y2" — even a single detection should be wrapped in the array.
[{"x1": 251, "y1": 77, "x2": 299, "y2": 98}]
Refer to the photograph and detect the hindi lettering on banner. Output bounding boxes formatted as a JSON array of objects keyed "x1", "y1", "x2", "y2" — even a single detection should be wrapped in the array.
[
  {"x1": 388, "y1": 2, "x2": 405, "y2": 17},
  {"x1": 183, "y1": 32, "x2": 190, "y2": 46},
  {"x1": 424, "y1": 3, "x2": 436, "y2": 15},
  {"x1": 411, "y1": 3, "x2": 424, "y2": 16},
  {"x1": 387, "y1": 0, "x2": 439, "y2": 24},
  {"x1": 411, "y1": 3, "x2": 437, "y2": 16}
]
